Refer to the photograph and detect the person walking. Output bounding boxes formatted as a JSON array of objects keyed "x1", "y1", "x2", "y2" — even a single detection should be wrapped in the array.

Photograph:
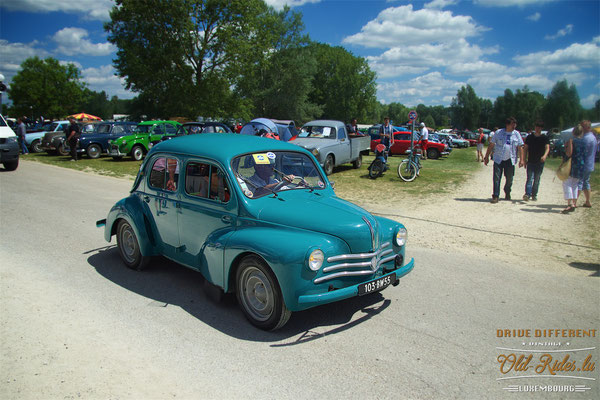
[
  {"x1": 522, "y1": 121, "x2": 549, "y2": 201},
  {"x1": 16, "y1": 117, "x2": 28, "y2": 154},
  {"x1": 65, "y1": 116, "x2": 80, "y2": 161},
  {"x1": 577, "y1": 120, "x2": 597, "y2": 208},
  {"x1": 420, "y1": 122, "x2": 429, "y2": 159},
  {"x1": 484, "y1": 117, "x2": 524, "y2": 203},
  {"x1": 561, "y1": 125, "x2": 586, "y2": 213},
  {"x1": 476, "y1": 128, "x2": 485, "y2": 162}
]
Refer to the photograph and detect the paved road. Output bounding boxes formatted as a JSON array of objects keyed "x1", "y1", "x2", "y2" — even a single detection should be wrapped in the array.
[{"x1": 1, "y1": 161, "x2": 598, "y2": 399}]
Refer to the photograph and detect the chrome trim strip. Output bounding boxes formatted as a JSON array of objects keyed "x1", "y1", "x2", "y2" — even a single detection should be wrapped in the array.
[
  {"x1": 314, "y1": 270, "x2": 374, "y2": 284},
  {"x1": 327, "y1": 242, "x2": 390, "y2": 262},
  {"x1": 323, "y1": 261, "x2": 372, "y2": 273},
  {"x1": 380, "y1": 254, "x2": 396, "y2": 264}
]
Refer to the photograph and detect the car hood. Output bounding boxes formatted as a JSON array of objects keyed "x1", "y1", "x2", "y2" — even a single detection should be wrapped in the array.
[
  {"x1": 292, "y1": 137, "x2": 336, "y2": 150},
  {"x1": 254, "y1": 193, "x2": 380, "y2": 253}
]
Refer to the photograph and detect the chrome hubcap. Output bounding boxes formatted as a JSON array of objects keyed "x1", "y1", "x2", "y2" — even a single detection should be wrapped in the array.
[{"x1": 240, "y1": 267, "x2": 274, "y2": 322}]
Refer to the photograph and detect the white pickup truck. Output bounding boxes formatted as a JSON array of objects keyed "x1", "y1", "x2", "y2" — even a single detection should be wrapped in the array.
[{"x1": 293, "y1": 120, "x2": 371, "y2": 175}]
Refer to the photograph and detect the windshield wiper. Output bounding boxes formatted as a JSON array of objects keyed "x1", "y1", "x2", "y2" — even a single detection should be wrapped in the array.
[
  {"x1": 236, "y1": 174, "x2": 279, "y2": 198},
  {"x1": 272, "y1": 167, "x2": 313, "y2": 191}
]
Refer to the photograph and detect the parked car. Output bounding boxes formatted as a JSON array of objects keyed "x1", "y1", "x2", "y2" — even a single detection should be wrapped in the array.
[
  {"x1": 370, "y1": 132, "x2": 450, "y2": 159},
  {"x1": 157, "y1": 122, "x2": 232, "y2": 144},
  {"x1": 41, "y1": 122, "x2": 97, "y2": 154},
  {"x1": 0, "y1": 114, "x2": 19, "y2": 171},
  {"x1": 75, "y1": 121, "x2": 138, "y2": 158},
  {"x1": 26, "y1": 120, "x2": 69, "y2": 153},
  {"x1": 448, "y1": 134, "x2": 470, "y2": 148},
  {"x1": 458, "y1": 131, "x2": 478, "y2": 146},
  {"x1": 97, "y1": 134, "x2": 414, "y2": 330},
  {"x1": 293, "y1": 120, "x2": 371, "y2": 175},
  {"x1": 366, "y1": 124, "x2": 410, "y2": 141},
  {"x1": 108, "y1": 120, "x2": 181, "y2": 160}
]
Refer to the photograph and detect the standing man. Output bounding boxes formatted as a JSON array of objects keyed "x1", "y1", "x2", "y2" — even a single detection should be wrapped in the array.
[
  {"x1": 522, "y1": 121, "x2": 549, "y2": 201},
  {"x1": 476, "y1": 128, "x2": 485, "y2": 162},
  {"x1": 379, "y1": 117, "x2": 393, "y2": 150},
  {"x1": 420, "y1": 122, "x2": 429, "y2": 159},
  {"x1": 578, "y1": 120, "x2": 597, "y2": 208},
  {"x1": 484, "y1": 117, "x2": 525, "y2": 203},
  {"x1": 65, "y1": 116, "x2": 80, "y2": 161},
  {"x1": 16, "y1": 117, "x2": 28, "y2": 154}
]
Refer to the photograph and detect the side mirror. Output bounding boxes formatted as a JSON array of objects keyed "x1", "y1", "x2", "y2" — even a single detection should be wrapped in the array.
[{"x1": 329, "y1": 180, "x2": 335, "y2": 190}]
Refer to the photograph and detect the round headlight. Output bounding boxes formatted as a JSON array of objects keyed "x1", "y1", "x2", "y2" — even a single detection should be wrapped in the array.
[
  {"x1": 308, "y1": 249, "x2": 324, "y2": 271},
  {"x1": 395, "y1": 227, "x2": 407, "y2": 246}
]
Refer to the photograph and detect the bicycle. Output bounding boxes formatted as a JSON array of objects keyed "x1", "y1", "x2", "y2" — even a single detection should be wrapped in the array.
[{"x1": 397, "y1": 148, "x2": 422, "y2": 182}]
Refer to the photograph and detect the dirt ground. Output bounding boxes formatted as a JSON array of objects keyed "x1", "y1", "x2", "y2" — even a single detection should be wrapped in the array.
[{"x1": 341, "y1": 160, "x2": 600, "y2": 276}]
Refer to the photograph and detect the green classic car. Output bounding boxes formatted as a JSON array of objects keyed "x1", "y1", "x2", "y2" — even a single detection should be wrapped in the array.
[
  {"x1": 97, "y1": 134, "x2": 414, "y2": 330},
  {"x1": 108, "y1": 120, "x2": 181, "y2": 160}
]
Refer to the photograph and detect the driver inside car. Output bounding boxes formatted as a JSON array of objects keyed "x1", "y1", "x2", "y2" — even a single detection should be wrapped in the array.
[{"x1": 245, "y1": 154, "x2": 295, "y2": 196}]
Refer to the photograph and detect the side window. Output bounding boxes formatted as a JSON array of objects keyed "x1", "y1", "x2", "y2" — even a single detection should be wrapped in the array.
[
  {"x1": 153, "y1": 125, "x2": 164, "y2": 134},
  {"x1": 165, "y1": 124, "x2": 177, "y2": 134},
  {"x1": 185, "y1": 162, "x2": 230, "y2": 202},
  {"x1": 112, "y1": 125, "x2": 125, "y2": 134},
  {"x1": 149, "y1": 157, "x2": 179, "y2": 192},
  {"x1": 337, "y1": 127, "x2": 347, "y2": 140},
  {"x1": 203, "y1": 125, "x2": 215, "y2": 133}
]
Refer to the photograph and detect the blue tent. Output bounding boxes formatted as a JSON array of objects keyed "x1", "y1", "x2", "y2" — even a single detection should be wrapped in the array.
[{"x1": 239, "y1": 118, "x2": 296, "y2": 142}]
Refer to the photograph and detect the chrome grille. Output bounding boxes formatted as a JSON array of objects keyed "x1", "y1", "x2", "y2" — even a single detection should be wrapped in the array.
[{"x1": 314, "y1": 242, "x2": 395, "y2": 284}]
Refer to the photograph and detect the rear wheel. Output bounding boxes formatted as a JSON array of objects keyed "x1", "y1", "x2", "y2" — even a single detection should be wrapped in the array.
[
  {"x1": 398, "y1": 160, "x2": 417, "y2": 182},
  {"x1": 236, "y1": 255, "x2": 291, "y2": 330},
  {"x1": 86, "y1": 144, "x2": 102, "y2": 159},
  {"x1": 352, "y1": 154, "x2": 363, "y2": 169},
  {"x1": 368, "y1": 159, "x2": 383, "y2": 179},
  {"x1": 57, "y1": 143, "x2": 69, "y2": 156},
  {"x1": 30, "y1": 139, "x2": 42, "y2": 153},
  {"x1": 131, "y1": 145, "x2": 145, "y2": 161},
  {"x1": 116, "y1": 219, "x2": 150, "y2": 270}
]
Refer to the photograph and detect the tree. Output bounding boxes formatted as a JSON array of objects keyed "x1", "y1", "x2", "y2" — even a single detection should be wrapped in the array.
[
  {"x1": 451, "y1": 84, "x2": 480, "y2": 130},
  {"x1": 479, "y1": 99, "x2": 493, "y2": 129},
  {"x1": 105, "y1": 0, "x2": 287, "y2": 119},
  {"x1": 8, "y1": 57, "x2": 87, "y2": 119},
  {"x1": 305, "y1": 42, "x2": 378, "y2": 123},
  {"x1": 542, "y1": 80, "x2": 582, "y2": 129}
]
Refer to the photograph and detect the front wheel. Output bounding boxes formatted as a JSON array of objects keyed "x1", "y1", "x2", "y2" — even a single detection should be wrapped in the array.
[
  {"x1": 368, "y1": 159, "x2": 383, "y2": 179},
  {"x1": 236, "y1": 255, "x2": 291, "y2": 330},
  {"x1": 3, "y1": 160, "x2": 18, "y2": 171},
  {"x1": 427, "y1": 147, "x2": 440, "y2": 159},
  {"x1": 398, "y1": 160, "x2": 417, "y2": 182},
  {"x1": 131, "y1": 145, "x2": 145, "y2": 161},
  {"x1": 323, "y1": 155, "x2": 334, "y2": 176},
  {"x1": 116, "y1": 219, "x2": 150, "y2": 270},
  {"x1": 30, "y1": 139, "x2": 43, "y2": 153}
]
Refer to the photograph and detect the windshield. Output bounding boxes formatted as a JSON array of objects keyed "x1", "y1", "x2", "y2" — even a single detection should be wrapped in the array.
[
  {"x1": 297, "y1": 125, "x2": 336, "y2": 139},
  {"x1": 232, "y1": 151, "x2": 325, "y2": 198}
]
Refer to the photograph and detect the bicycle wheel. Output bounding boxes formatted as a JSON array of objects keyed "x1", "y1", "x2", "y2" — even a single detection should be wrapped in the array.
[
  {"x1": 398, "y1": 160, "x2": 417, "y2": 182},
  {"x1": 368, "y1": 159, "x2": 384, "y2": 179}
]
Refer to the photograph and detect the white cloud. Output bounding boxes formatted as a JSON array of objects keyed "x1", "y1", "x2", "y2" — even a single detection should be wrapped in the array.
[
  {"x1": 263, "y1": 0, "x2": 321, "y2": 11},
  {"x1": 343, "y1": 5, "x2": 486, "y2": 49},
  {"x1": 377, "y1": 72, "x2": 463, "y2": 106},
  {"x1": 52, "y1": 28, "x2": 116, "y2": 56},
  {"x1": 0, "y1": 40, "x2": 50, "y2": 84},
  {"x1": 424, "y1": 0, "x2": 458, "y2": 9},
  {"x1": 82, "y1": 65, "x2": 134, "y2": 99},
  {"x1": 545, "y1": 24, "x2": 574, "y2": 40},
  {"x1": 1, "y1": 0, "x2": 113, "y2": 21},
  {"x1": 581, "y1": 93, "x2": 599, "y2": 108},
  {"x1": 514, "y1": 41, "x2": 600, "y2": 71},
  {"x1": 474, "y1": 0, "x2": 557, "y2": 6},
  {"x1": 526, "y1": 12, "x2": 541, "y2": 21}
]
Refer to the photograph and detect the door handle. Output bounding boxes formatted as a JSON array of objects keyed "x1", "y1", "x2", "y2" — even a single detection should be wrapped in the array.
[
  {"x1": 221, "y1": 215, "x2": 232, "y2": 224},
  {"x1": 143, "y1": 196, "x2": 150, "y2": 203}
]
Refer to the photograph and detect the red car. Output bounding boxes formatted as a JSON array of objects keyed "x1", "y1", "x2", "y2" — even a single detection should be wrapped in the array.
[{"x1": 370, "y1": 132, "x2": 449, "y2": 159}]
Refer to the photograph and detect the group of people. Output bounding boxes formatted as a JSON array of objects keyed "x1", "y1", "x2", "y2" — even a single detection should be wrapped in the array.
[
  {"x1": 378, "y1": 117, "x2": 429, "y2": 159},
  {"x1": 484, "y1": 117, "x2": 597, "y2": 212},
  {"x1": 14, "y1": 116, "x2": 81, "y2": 161}
]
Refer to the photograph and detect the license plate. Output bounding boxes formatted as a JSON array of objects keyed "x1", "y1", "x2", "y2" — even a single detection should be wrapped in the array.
[{"x1": 358, "y1": 274, "x2": 396, "y2": 296}]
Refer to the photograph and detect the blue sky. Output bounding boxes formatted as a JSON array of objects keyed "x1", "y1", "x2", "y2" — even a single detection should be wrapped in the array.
[{"x1": 1, "y1": 0, "x2": 599, "y2": 109}]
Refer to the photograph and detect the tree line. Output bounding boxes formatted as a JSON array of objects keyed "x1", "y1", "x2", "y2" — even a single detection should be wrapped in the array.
[{"x1": 4, "y1": 0, "x2": 598, "y2": 131}]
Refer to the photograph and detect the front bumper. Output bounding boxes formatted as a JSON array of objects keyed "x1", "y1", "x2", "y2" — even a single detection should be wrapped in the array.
[
  {"x1": 296, "y1": 257, "x2": 414, "y2": 309},
  {"x1": 0, "y1": 140, "x2": 20, "y2": 162},
  {"x1": 108, "y1": 144, "x2": 127, "y2": 157}
]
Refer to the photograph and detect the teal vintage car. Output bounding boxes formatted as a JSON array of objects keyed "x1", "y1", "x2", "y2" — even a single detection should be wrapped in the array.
[{"x1": 97, "y1": 134, "x2": 414, "y2": 330}]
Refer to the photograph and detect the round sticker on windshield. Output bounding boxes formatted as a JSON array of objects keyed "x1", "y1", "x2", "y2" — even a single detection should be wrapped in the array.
[
  {"x1": 266, "y1": 152, "x2": 276, "y2": 160},
  {"x1": 244, "y1": 189, "x2": 253, "y2": 198},
  {"x1": 317, "y1": 181, "x2": 325, "y2": 188}
]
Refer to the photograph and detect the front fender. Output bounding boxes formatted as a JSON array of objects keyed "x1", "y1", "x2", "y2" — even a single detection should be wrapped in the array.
[
  {"x1": 104, "y1": 194, "x2": 159, "y2": 257},
  {"x1": 223, "y1": 224, "x2": 350, "y2": 311}
]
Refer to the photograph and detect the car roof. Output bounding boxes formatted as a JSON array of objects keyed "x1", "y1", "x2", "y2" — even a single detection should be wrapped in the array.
[
  {"x1": 302, "y1": 120, "x2": 344, "y2": 129},
  {"x1": 138, "y1": 120, "x2": 179, "y2": 125},
  {"x1": 148, "y1": 133, "x2": 311, "y2": 165}
]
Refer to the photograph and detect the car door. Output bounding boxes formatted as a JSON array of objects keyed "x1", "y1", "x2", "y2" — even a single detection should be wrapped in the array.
[
  {"x1": 177, "y1": 160, "x2": 236, "y2": 287},
  {"x1": 145, "y1": 155, "x2": 181, "y2": 258},
  {"x1": 391, "y1": 133, "x2": 411, "y2": 155},
  {"x1": 336, "y1": 127, "x2": 351, "y2": 163}
]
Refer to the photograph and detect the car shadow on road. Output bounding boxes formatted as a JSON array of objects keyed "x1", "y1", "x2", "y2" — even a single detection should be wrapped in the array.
[
  {"x1": 454, "y1": 197, "x2": 494, "y2": 203},
  {"x1": 569, "y1": 262, "x2": 600, "y2": 277},
  {"x1": 87, "y1": 246, "x2": 390, "y2": 343}
]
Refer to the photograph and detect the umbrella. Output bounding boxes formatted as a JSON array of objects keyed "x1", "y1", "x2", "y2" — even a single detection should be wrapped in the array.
[{"x1": 67, "y1": 113, "x2": 102, "y2": 121}]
